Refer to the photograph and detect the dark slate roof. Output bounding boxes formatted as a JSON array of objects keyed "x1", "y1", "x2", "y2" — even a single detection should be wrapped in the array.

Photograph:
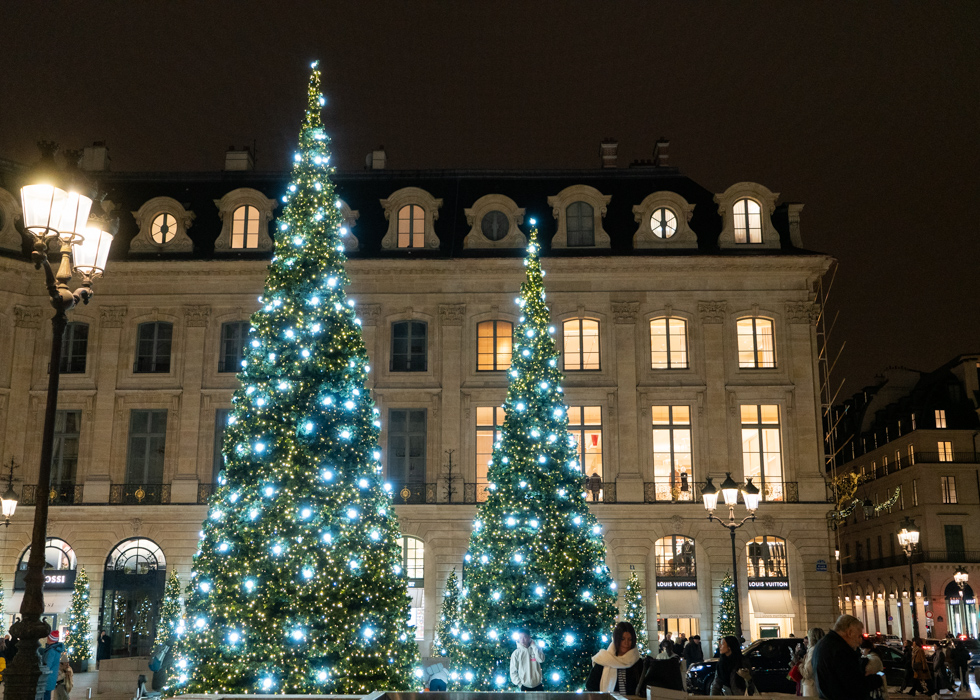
[{"x1": 0, "y1": 161, "x2": 823, "y2": 262}]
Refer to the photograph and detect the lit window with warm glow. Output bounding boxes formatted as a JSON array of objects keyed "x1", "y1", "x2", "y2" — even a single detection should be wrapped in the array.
[
  {"x1": 563, "y1": 318, "x2": 600, "y2": 370},
  {"x1": 741, "y1": 405, "x2": 783, "y2": 500},
  {"x1": 397, "y1": 204, "x2": 425, "y2": 248},
  {"x1": 935, "y1": 409, "x2": 947, "y2": 428},
  {"x1": 477, "y1": 321, "x2": 512, "y2": 371},
  {"x1": 231, "y1": 205, "x2": 260, "y2": 249},
  {"x1": 568, "y1": 406, "x2": 602, "y2": 489},
  {"x1": 151, "y1": 213, "x2": 176, "y2": 244},
  {"x1": 650, "y1": 207, "x2": 677, "y2": 239},
  {"x1": 747, "y1": 536, "x2": 788, "y2": 580},
  {"x1": 938, "y1": 441, "x2": 953, "y2": 462},
  {"x1": 650, "y1": 317, "x2": 688, "y2": 369},
  {"x1": 652, "y1": 406, "x2": 693, "y2": 501},
  {"x1": 476, "y1": 406, "x2": 505, "y2": 502},
  {"x1": 397, "y1": 536, "x2": 425, "y2": 641},
  {"x1": 655, "y1": 535, "x2": 696, "y2": 578},
  {"x1": 733, "y1": 198, "x2": 763, "y2": 243},
  {"x1": 737, "y1": 317, "x2": 775, "y2": 368}
]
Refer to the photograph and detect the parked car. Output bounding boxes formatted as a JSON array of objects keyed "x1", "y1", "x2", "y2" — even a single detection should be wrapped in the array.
[
  {"x1": 687, "y1": 638, "x2": 905, "y2": 694},
  {"x1": 959, "y1": 639, "x2": 980, "y2": 670}
]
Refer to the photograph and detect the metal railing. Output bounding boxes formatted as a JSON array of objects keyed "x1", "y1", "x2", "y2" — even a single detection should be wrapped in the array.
[
  {"x1": 388, "y1": 481, "x2": 426, "y2": 504},
  {"x1": 21, "y1": 482, "x2": 82, "y2": 506},
  {"x1": 643, "y1": 480, "x2": 799, "y2": 504},
  {"x1": 841, "y1": 549, "x2": 980, "y2": 574},
  {"x1": 857, "y1": 451, "x2": 980, "y2": 482},
  {"x1": 109, "y1": 483, "x2": 171, "y2": 505}
]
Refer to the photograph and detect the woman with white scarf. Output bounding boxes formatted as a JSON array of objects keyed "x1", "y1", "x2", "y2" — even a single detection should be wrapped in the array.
[{"x1": 586, "y1": 622, "x2": 644, "y2": 693}]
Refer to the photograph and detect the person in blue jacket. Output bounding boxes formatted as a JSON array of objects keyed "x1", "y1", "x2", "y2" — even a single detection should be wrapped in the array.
[{"x1": 38, "y1": 630, "x2": 65, "y2": 700}]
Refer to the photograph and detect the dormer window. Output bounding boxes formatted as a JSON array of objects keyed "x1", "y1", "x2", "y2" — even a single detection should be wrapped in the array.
[
  {"x1": 232, "y1": 205, "x2": 260, "y2": 249},
  {"x1": 481, "y1": 210, "x2": 509, "y2": 241},
  {"x1": 398, "y1": 205, "x2": 425, "y2": 248},
  {"x1": 151, "y1": 213, "x2": 177, "y2": 244},
  {"x1": 566, "y1": 202, "x2": 594, "y2": 246},
  {"x1": 651, "y1": 208, "x2": 677, "y2": 239},
  {"x1": 733, "y1": 198, "x2": 763, "y2": 243},
  {"x1": 463, "y1": 194, "x2": 526, "y2": 249},
  {"x1": 380, "y1": 188, "x2": 442, "y2": 250}
]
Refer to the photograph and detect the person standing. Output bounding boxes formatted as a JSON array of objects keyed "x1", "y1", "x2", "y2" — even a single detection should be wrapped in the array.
[
  {"x1": 510, "y1": 627, "x2": 545, "y2": 692},
  {"x1": 96, "y1": 630, "x2": 111, "y2": 670},
  {"x1": 683, "y1": 634, "x2": 704, "y2": 667},
  {"x1": 710, "y1": 635, "x2": 754, "y2": 695},
  {"x1": 659, "y1": 631, "x2": 674, "y2": 656},
  {"x1": 811, "y1": 615, "x2": 883, "y2": 700},
  {"x1": 800, "y1": 627, "x2": 825, "y2": 697},
  {"x1": 38, "y1": 631, "x2": 65, "y2": 700},
  {"x1": 586, "y1": 622, "x2": 643, "y2": 693},
  {"x1": 898, "y1": 639, "x2": 913, "y2": 693},
  {"x1": 55, "y1": 655, "x2": 73, "y2": 700},
  {"x1": 587, "y1": 473, "x2": 602, "y2": 502},
  {"x1": 949, "y1": 638, "x2": 969, "y2": 690}
]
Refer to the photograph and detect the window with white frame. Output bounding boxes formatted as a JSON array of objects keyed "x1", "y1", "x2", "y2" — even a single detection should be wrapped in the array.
[
  {"x1": 125, "y1": 409, "x2": 168, "y2": 484},
  {"x1": 736, "y1": 317, "x2": 776, "y2": 368},
  {"x1": 941, "y1": 476, "x2": 957, "y2": 504},
  {"x1": 51, "y1": 410, "x2": 81, "y2": 485},
  {"x1": 135, "y1": 322, "x2": 173, "y2": 373},
  {"x1": 563, "y1": 319, "x2": 600, "y2": 370},
  {"x1": 733, "y1": 198, "x2": 763, "y2": 243},
  {"x1": 935, "y1": 410, "x2": 947, "y2": 428},
  {"x1": 741, "y1": 405, "x2": 784, "y2": 501},
  {"x1": 652, "y1": 406, "x2": 693, "y2": 501},
  {"x1": 650, "y1": 208, "x2": 678, "y2": 239},
  {"x1": 391, "y1": 321, "x2": 428, "y2": 372},
  {"x1": 476, "y1": 406, "x2": 505, "y2": 502},
  {"x1": 219, "y1": 321, "x2": 249, "y2": 373},
  {"x1": 398, "y1": 536, "x2": 425, "y2": 640},
  {"x1": 387, "y1": 409, "x2": 426, "y2": 487},
  {"x1": 747, "y1": 535, "x2": 788, "y2": 582},
  {"x1": 650, "y1": 317, "x2": 688, "y2": 369},
  {"x1": 397, "y1": 204, "x2": 425, "y2": 248},
  {"x1": 567, "y1": 406, "x2": 603, "y2": 484},
  {"x1": 60, "y1": 322, "x2": 89, "y2": 374},
  {"x1": 938, "y1": 441, "x2": 953, "y2": 462},
  {"x1": 477, "y1": 321, "x2": 513, "y2": 371}
]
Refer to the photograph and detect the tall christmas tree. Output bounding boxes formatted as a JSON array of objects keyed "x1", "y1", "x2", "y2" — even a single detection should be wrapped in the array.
[
  {"x1": 154, "y1": 570, "x2": 182, "y2": 651},
  {"x1": 717, "y1": 572, "x2": 737, "y2": 637},
  {"x1": 435, "y1": 569, "x2": 461, "y2": 659},
  {"x1": 65, "y1": 568, "x2": 92, "y2": 664},
  {"x1": 176, "y1": 63, "x2": 419, "y2": 695},
  {"x1": 623, "y1": 572, "x2": 649, "y2": 653},
  {"x1": 456, "y1": 228, "x2": 617, "y2": 690}
]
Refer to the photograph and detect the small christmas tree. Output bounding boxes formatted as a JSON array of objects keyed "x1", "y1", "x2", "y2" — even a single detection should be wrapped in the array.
[
  {"x1": 456, "y1": 227, "x2": 617, "y2": 690},
  {"x1": 154, "y1": 570, "x2": 182, "y2": 652},
  {"x1": 623, "y1": 572, "x2": 649, "y2": 653},
  {"x1": 65, "y1": 568, "x2": 92, "y2": 664},
  {"x1": 435, "y1": 569, "x2": 461, "y2": 659},
  {"x1": 717, "y1": 572, "x2": 737, "y2": 637},
  {"x1": 177, "y1": 62, "x2": 419, "y2": 695},
  {"x1": 0, "y1": 574, "x2": 5, "y2": 622}
]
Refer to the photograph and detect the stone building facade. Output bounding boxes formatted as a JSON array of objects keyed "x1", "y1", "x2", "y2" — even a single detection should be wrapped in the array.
[{"x1": 0, "y1": 149, "x2": 837, "y2": 656}]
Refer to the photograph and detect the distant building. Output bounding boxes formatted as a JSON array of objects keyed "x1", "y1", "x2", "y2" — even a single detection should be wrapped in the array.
[
  {"x1": 0, "y1": 141, "x2": 835, "y2": 655},
  {"x1": 832, "y1": 355, "x2": 980, "y2": 638}
]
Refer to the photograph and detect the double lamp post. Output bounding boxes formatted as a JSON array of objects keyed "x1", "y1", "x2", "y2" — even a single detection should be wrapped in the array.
[{"x1": 5, "y1": 146, "x2": 113, "y2": 700}]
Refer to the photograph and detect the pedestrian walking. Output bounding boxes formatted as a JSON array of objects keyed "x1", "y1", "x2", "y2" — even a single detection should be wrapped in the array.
[
  {"x1": 811, "y1": 615, "x2": 884, "y2": 700},
  {"x1": 908, "y1": 637, "x2": 933, "y2": 697}
]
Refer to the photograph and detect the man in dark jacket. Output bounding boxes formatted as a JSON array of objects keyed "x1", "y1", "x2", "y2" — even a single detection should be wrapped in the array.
[
  {"x1": 812, "y1": 615, "x2": 884, "y2": 700},
  {"x1": 683, "y1": 635, "x2": 704, "y2": 665}
]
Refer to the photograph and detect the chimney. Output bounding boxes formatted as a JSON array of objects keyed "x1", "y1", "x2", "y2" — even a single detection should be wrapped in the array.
[
  {"x1": 80, "y1": 141, "x2": 110, "y2": 172},
  {"x1": 365, "y1": 147, "x2": 386, "y2": 170},
  {"x1": 224, "y1": 146, "x2": 254, "y2": 171},
  {"x1": 600, "y1": 139, "x2": 618, "y2": 169},
  {"x1": 653, "y1": 138, "x2": 670, "y2": 167}
]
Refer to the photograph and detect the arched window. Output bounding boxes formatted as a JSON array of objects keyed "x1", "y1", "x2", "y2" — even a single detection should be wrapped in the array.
[
  {"x1": 151, "y1": 213, "x2": 177, "y2": 244},
  {"x1": 733, "y1": 198, "x2": 763, "y2": 244},
  {"x1": 650, "y1": 317, "x2": 688, "y2": 369},
  {"x1": 566, "y1": 201, "x2": 595, "y2": 247},
  {"x1": 736, "y1": 317, "x2": 775, "y2": 369},
  {"x1": 476, "y1": 320, "x2": 513, "y2": 371},
  {"x1": 655, "y1": 535, "x2": 696, "y2": 582},
  {"x1": 231, "y1": 205, "x2": 260, "y2": 249},
  {"x1": 101, "y1": 538, "x2": 167, "y2": 657},
  {"x1": 398, "y1": 536, "x2": 425, "y2": 640},
  {"x1": 563, "y1": 318, "x2": 600, "y2": 370},
  {"x1": 16, "y1": 538, "x2": 78, "y2": 590},
  {"x1": 746, "y1": 536, "x2": 789, "y2": 584},
  {"x1": 397, "y1": 204, "x2": 425, "y2": 248},
  {"x1": 650, "y1": 208, "x2": 678, "y2": 239}
]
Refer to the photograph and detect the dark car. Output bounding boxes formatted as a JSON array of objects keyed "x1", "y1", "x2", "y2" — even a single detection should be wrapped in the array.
[{"x1": 687, "y1": 639, "x2": 905, "y2": 694}]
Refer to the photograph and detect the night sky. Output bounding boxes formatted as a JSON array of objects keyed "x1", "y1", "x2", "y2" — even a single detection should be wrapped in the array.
[{"x1": 2, "y1": 2, "x2": 978, "y2": 395}]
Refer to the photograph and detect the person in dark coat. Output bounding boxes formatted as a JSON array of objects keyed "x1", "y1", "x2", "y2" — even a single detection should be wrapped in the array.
[
  {"x1": 96, "y1": 630, "x2": 111, "y2": 670},
  {"x1": 586, "y1": 621, "x2": 644, "y2": 693},
  {"x1": 898, "y1": 639, "x2": 913, "y2": 693},
  {"x1": 811, "y1": 615, "x2": 884, "y2": 700},
  {"x1": 710, "y1": 635, "x2": 755, "y2": 695},
  {"x1": 683, "y1": 634, "x2": 704, "y2": 666}
]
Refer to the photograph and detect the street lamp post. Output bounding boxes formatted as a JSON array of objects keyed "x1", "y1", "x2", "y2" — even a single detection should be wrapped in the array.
[
  {"x1": 954, "y1": 566, "x2": 969, "y2": 638},
  {"x1": 701, "y1": 473, "x2": 761, "y2": 641},
  {"x1": 4, "y1": 145, "x2": 113, "y2": 700},
  {"x1": 897, "y1": 517, "x2": 921, "y2": 639}
]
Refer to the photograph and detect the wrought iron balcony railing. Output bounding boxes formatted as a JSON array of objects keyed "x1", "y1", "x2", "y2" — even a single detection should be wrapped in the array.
[
  {"x1": 109, "y1": 483, "x2": 171, "y2": 505},
  {"x1": 841, "y1": 549, "x2": 980, "y2": 574},
  {"x1": 21, "y1": 482, "x2": 82, "y2": 506}
]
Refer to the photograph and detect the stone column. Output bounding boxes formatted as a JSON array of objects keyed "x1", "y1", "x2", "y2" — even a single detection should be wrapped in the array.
[
  {"x1": 698, "y1": 302, "x2": 729, "y2": 476},
  {"x1": 6, "y1": 306, "x2": 43, "y2": 473},
  {"x1": 439, "y1": 304, "x2": 465, "y2": 503},
  {"x1": 84, "y1": 305, "x2": 127, "y2": 503},
  {"x1": 172, "y1": 305, "x2": 210, "y2": 504},
  {"x1": 611, "y1": 301, "x2": 641, "y2": 502},
  {"x1": 785, "y1": 301, "x2": 825, "y2": 501}
]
